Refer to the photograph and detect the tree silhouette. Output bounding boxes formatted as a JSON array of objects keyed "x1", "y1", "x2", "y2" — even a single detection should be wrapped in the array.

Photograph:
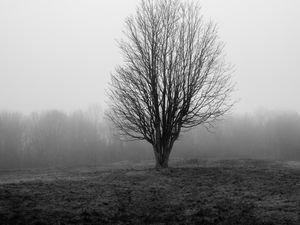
[{"x1": 107, "y1": 0, "x2": 234, "y2": 168}]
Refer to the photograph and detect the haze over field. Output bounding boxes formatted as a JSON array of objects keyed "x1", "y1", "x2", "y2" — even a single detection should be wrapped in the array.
[
  {"x1": 0, "y1": 0, "x2": 299, "y2": 114},
  {"x1": 0, "y1": 0, "x2": 299, "y2": 170}
]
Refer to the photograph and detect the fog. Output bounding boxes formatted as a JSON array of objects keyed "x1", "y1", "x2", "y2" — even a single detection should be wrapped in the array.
[
  {"x1": 0, "y1": 1, "x2": 300, "y2": 169},
  {"x1": 0, "y1": 0, "x2": 299, "y2": 113},
  {"x1": 0, "y1": 108, "x2": 299, "y2": 169}
]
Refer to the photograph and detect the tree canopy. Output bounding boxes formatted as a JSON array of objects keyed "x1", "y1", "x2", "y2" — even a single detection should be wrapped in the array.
[{"x1": 107, "y1": 0, "x2": 234, "y2": 168}]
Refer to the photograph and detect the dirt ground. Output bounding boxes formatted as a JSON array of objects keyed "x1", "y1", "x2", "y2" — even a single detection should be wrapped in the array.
[{"x1": 0, "y1": 159, "x2": 299, "y2": 225}]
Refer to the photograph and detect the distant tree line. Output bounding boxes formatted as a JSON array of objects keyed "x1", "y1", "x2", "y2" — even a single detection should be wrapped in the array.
[
  {"x1": 0, "y1": 106, "x2": 143, "y2": 169},
  {"x1": 174, "y1": 110, "x2": 300, "y2": 160},
  {"x1": 0, "y1": 108, "x2": 299, "y2": 169}
]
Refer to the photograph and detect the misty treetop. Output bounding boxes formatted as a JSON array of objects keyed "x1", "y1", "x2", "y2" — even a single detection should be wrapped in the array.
[{"x1": 107, "y1": 0, "x2": 234, "y2": 168}]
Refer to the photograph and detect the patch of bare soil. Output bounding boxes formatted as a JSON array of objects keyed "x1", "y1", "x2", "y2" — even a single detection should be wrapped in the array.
[{"x1": 0, "y1": 159, "x2": 299, "y2": 224}]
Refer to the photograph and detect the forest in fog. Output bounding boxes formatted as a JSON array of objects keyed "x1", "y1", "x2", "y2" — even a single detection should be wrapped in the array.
[{"x1": 0, "y1": 106, "x2": 299, "y2": 170}]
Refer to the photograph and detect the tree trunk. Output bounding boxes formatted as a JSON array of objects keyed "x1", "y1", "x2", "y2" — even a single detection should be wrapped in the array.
[{"x1": 153, "y1": 143, "x2": 172, "y2": 169}]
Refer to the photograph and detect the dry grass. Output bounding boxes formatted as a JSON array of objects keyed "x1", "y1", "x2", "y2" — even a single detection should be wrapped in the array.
[{"x1": 0, "y1": 159, "x2": 299, "y2": 224}]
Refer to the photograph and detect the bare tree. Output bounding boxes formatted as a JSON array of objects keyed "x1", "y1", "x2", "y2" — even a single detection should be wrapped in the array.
[{"x1": 107, "y1": 0, "x2": 234, "y2": 168}]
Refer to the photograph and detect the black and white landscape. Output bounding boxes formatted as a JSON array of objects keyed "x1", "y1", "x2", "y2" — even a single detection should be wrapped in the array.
[{"x1": 0, "y1": 0, "x2": 299, "y2": 224}]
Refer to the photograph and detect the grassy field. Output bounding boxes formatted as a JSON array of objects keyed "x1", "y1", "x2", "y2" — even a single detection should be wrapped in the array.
[{"x1": 0, "y1": 159, "x2": 299, "y2": 225}]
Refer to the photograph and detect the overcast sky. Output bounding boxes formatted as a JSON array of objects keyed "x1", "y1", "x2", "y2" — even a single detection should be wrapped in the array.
[{"x1": 0, "y1": 0, "x2": 299, "y2": 114}]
